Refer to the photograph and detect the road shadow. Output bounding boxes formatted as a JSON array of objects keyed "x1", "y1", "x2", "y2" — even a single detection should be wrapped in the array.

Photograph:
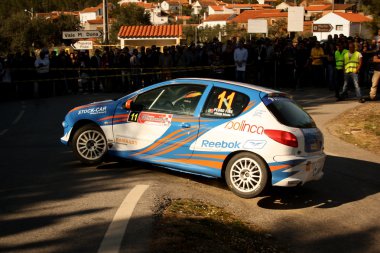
[{"x1": 258, "y1": 155, "x2": 380, "y2": 209}]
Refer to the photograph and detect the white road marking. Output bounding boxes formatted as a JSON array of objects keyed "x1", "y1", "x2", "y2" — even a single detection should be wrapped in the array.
[
  {"x1": 98, "y1": 184, "x2": 150, "y2": 253},
  {"x1": 0, "y1": 129, "x2": 9, "y2": 136},
  {"x1": 12, "y1": 110, "x2": 25, "y2": 125}
]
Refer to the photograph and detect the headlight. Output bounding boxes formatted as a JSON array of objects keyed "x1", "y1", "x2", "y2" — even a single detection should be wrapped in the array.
[{"x1": 62, "y1": 121, "x2": 68, "y2": 128}]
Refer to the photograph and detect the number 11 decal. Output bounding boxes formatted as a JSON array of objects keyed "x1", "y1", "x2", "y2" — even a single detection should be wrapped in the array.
[
  {"x1": 128, "y1": 112, "x2": 140, "y2": 122},
  {"x1": 217, "y1": 91, "x2": 235, "y2": 110}
]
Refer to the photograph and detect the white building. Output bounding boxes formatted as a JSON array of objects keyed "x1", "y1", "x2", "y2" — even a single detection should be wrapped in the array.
[
  {"x1": 313, "y1": 12, "x2": 372, "y2": 41},
  {"x1": 79, "y1": 6, "x2": 101, "y2": 24},
  {"x1": 118, "y1": 0, "x2": 141, "y2": 4},
  {"x1": 199, "y1": 14, "x2": 233, "y2": 28},
  {"x1": 150, "y1": 6, "x2": 169, "y2": 25},
  {"x1": 276, "y1": 1, "x2": 296, "y2": 11}
]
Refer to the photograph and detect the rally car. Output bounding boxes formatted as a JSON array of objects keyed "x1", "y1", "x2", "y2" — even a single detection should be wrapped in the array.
[{"x1": 61, "y1": 78, "x2": 325, "y2": 198}]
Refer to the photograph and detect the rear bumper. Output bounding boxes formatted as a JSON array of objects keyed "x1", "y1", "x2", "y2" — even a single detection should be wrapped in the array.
[{"x1": 271, "y1": 153, "x2": 326, "y2": 187}]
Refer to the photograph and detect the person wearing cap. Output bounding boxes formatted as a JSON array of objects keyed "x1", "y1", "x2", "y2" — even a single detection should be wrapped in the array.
[{"x1": 338, "y1": 42, "x2": 365, "y2": 103}]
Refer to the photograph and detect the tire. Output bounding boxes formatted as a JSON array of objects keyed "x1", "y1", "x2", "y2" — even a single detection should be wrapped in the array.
[
  {"x1": 72, "y1": 124, "x2": 107, "y2": 165},
  {"x1": 225, "y1": 152, "x2": 268, "y2": 198}
]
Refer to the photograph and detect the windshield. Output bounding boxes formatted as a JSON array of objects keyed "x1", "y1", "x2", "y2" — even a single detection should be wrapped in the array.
[{"x1": 262, "y1": 95, "x2": 316, "y2": 128}]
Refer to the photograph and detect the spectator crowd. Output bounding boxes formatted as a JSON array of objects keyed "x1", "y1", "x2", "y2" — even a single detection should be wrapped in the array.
[{"x1": 0, "y1": 33, "x2": 379, "y2": 101}]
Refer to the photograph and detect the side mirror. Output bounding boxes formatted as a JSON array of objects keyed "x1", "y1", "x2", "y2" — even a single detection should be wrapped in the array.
[
  {"x1": 124, "y1": 99, "x2": 144, "y2": 111},
  {"x1": 125, "y1": 99, "x2": 133, "y2": 110}
]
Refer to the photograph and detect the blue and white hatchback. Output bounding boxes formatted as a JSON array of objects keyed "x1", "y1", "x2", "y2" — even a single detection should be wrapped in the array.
[{"x1": 61, "y1": 78, "x2": 325, "y2": 198}]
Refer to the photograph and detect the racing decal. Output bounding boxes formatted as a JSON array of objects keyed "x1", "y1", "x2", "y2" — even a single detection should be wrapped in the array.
[
  {"x1": 131, "y1": 128, "x2": 205, "y2": 158},
  {"x1": 243, "y1": 140, "x2": 267, "y2": 149},
  {"x1": 137, "y1": 112, "x2": 172, "y2": 126},
  {"x1": 201, "y1": 140, "x2": 241, "y2": 149},
  {"x1": 224, "y1": 120, "x2": 264, "y2": 134},
  {"x1": 203, "y1": 90, "x2": 237, "y2": 117},
  {"x1": 128, "y1": 112, "x2": 140, "y2": 122},
  {"x1": 142, "y1": 129, "x2": 204, "y2": 159},
  {"x1": 158, "y1": 158, "x2": 223, "y2": 170},
  {"x1": 206, "y1": 108, "x2": 234, "y2": 117},
  {"x1": 242, "y1": 101, "x2": 256, "y2": 113},
  {"x1": 252, "y1": 109, "x2": 266, "y2": 118},
  {"x1": 77, "y1": 106, "x2": 107, "y2": 115},
  {"x1": 268, "y1": 160, "x2": 306, "y2": 172},
  {"x1": 115, "y1": 136, "x2": 138, "y2": 145},
  {"x1": 175, "y1": 153, "x2": 227, "y2": 160},
  {"x1": 99, "y1": 114, "x2": 130, "y2": 124},
  {"x1": 217, "y1": 90, "x2": 235, "y2": 109}
]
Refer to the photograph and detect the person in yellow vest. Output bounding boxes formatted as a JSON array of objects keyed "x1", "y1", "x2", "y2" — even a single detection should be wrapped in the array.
[
  {"x1": 334, "y1": 43, "x2": 348, "y2": 98},
  {"x1": 338, "y1": 42, "x2": 365, "y2": 103}
]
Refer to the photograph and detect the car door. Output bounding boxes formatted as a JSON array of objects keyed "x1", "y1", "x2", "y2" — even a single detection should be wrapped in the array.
[
  {"x1": 111, "y1": 83, "x2": 207, "y2": 161},
  {"x1": 190, "y1": 85, "x2": 252, "y2": 153}
]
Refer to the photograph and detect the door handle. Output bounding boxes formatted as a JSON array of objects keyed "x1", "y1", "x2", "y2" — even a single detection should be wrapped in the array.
[{"x1": 181, "y1": 123, "x2": 191, "y2": 128}]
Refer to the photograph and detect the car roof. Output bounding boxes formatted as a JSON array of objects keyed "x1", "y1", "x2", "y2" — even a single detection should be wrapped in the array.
[{"x1": 174, "y1": 78, "x2": 280, "y2": 95}]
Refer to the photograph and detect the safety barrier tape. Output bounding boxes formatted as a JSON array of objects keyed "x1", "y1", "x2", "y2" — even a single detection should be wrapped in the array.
[{"x1": 6, "y1": 64, "x2": 237, "y2": 84}]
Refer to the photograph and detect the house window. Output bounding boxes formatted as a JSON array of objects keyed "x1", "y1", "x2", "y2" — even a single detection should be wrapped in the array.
[{"x1": 336, "y1": 25, "x2": 343, "y2": 31}]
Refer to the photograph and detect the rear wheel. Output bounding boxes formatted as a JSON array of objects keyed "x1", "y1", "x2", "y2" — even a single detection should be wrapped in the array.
[
  {"x1": 225, "y1": 152, "x2": 268, "y2": 198},
  {"x1": 72, "y1": 124, "x2": 107, "y2": 165}
]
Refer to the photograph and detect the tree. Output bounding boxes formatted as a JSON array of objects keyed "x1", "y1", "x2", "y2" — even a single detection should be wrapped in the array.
[
  {"x1": 360, "y1": 0, "x2": 380, "y2": 33},
  {"x1": 109, "y1": 4, "x2": 151, "y2": 43},
  {"x1": 268, "y1": 19, "x2": 288, "y2": 38},
  {"x1": 0, "y1": 11, "x2": 80, "y2": 54}
]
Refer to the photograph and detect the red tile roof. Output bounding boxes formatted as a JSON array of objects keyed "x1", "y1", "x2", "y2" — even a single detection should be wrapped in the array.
[
  {"x1": 198, "y1": 0, "x2": 220, "y2": 7},
  {"x1": 205, "y1": 14, "x2": 233, "y2": 22},
  {"x1": 305, "y1": 5, "x2": 331, "y2": 11},
  {"x1": 231, "y1": 10, "x2": 286, "y2": 23},
  {"x1": 118, "y1": 25, "x2": 183, "y2": 38},
  {"x1": 81, "y1": 6, "x2": 100, "y2": 13},
  {"x1": 210, "y1": 5, "x2": 224, "y2": 11},
  {"x1": 225, "y1": 3, "x2": 272, "y2": 9},
  {"x1": 167, "y1": 0, "x2": 189, "y2": 5},
  {"x1": 334, "y1": 13, "x2": 372, "y2": 23}
]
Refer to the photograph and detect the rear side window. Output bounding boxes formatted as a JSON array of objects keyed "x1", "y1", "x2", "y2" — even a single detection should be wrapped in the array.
[
  {"x1": 262, "y1": 95, "x2": 316, "y2": 128},
  {"x1": 201, "y1": 87, "x2": 249, "y2": 118}
]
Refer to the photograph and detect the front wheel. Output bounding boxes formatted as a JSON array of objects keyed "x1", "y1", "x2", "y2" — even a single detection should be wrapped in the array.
[
  {"x1": 72, "y1": 124, "x2": 107, "y2": 165},
  {"x1": 225, "y1": 152, "x2": 268, "y2": 198}
]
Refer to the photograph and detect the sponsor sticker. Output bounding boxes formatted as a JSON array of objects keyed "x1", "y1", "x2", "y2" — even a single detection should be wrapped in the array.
[
  {"x1": 138, "y1": 112, "x2": 172, "y2": 126},
  {"x1": 244, "y1": 140, "x2": 267, "y2": 149},
  {"x1": 207, "y1": 108, "x2": 234, "y2": 117},
  {"x1": 201, "y1": 140, "x2": 241, "y2": 149},
  {"x1": 225, "y1": 120, "x2": 264, "y2": 134},
  {"x1": 252, "y1": 109, "x2": 266, "y2": 118},
  {"x1": 78, "y1": 106, "x2": 107, "y2": 115},
  {"x1": 115, "y1": 136, "x2": 138, "y2": 145}
]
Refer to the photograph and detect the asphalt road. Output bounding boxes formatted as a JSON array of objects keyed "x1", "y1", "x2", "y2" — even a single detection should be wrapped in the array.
[{"x1": 0, "y1": 88, "x2": 379, "y2": 253}]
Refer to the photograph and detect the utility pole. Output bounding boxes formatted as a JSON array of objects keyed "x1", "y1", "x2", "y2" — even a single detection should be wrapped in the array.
[{"x1": 103, "y1": 0, "x2": 109, "y2": 45}]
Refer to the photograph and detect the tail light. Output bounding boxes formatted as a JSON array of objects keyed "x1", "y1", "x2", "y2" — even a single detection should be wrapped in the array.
[{"x1": 264, "y1": 129, "x2": 298, "y2": 148}]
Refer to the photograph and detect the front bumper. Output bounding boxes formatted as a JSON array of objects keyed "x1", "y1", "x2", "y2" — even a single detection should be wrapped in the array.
[{"x1": 61, "y1": 120, "x2": 72, "y2": 145}]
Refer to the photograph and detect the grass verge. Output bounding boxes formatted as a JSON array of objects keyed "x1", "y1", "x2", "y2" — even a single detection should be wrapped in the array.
[
  {"x1": 151, "y1": 198, "x2": 291, "y2": 253},
  {"x1": 328, "y1": 102, "x2": 380, "y2": 155}
]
